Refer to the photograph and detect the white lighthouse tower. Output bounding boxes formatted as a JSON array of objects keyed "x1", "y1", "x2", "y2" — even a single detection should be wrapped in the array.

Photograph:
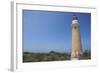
[{"x1": 71, "y1": 14, "x2": 82, "y2": 60}]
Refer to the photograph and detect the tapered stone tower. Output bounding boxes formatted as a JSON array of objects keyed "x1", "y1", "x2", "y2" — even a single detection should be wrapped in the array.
[{"x1": 71, "y1": 14, "x2": 82, "y2": 60}]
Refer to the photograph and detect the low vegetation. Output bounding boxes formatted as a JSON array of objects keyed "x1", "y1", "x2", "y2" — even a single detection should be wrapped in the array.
[
  {"x1": 23, "y1": 50, "x2": 91, "y2": 62},
  {"x1": 79, "y1": 50, "x2": 91, "y2": 60},
  {"x1": 23, "y1": 51, "x2": 70, "y2": 62}
]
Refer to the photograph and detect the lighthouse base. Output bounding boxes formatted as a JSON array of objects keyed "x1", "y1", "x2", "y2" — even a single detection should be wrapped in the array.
[{"x1": 71, "y1": 58, "x2": 78, "y2": 60}]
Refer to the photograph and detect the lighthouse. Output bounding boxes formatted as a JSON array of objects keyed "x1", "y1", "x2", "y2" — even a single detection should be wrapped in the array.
[{"x1": 71, "y1": 14, "x2": 82, "y2": 60}]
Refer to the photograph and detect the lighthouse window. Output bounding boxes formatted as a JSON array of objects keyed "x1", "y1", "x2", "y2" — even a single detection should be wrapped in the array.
[{"x1": 74, "y1": 26, "x2": 77, "y2": 29}]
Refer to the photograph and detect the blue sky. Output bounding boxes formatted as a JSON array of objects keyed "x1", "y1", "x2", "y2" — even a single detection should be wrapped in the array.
[{"x1": 23, "y1": 10, "x2": 91, "y2": 53}]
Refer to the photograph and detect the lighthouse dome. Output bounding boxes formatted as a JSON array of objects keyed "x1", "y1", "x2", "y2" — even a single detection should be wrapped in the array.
[{"x1": 72, "y1": 14, "x2": 78, "y2": 20}]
